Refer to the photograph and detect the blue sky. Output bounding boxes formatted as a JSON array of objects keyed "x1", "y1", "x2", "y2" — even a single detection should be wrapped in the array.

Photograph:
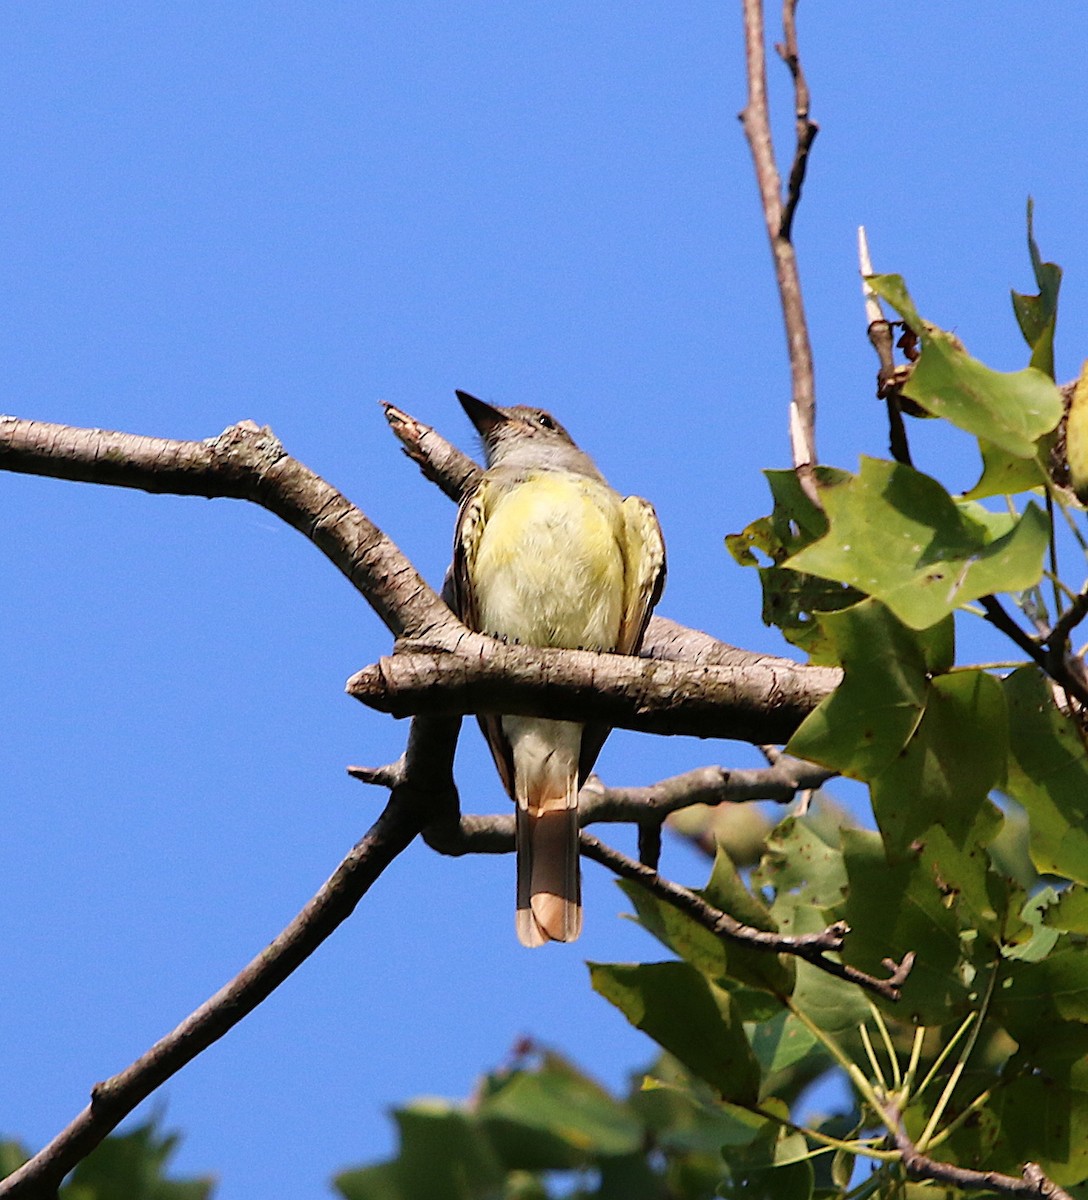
[{"x1": 3, "y1": 5, "x2": 1087, "y2": 1198}]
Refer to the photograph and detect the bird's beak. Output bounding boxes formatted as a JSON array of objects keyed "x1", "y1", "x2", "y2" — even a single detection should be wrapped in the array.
[{"x1": 456, "y1": 390, "x2": 509, "y2": 441}]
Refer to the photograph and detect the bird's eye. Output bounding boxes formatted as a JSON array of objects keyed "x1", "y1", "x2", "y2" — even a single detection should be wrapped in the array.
[{"x1": 537, "y1": 413, "x2": 556, "y2": 430}]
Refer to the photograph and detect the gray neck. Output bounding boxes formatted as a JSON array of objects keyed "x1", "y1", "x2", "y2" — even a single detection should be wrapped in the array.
[{"x1": 487, "y1": 438, "x2": 606, "y2": 480}]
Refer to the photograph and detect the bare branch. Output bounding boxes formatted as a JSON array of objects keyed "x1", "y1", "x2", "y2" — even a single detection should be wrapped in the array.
[
  {"x1": 979, "y1": 595, "x2": 1088, "y2": 708},
  {"x1": 347, "y1": 633, "x2": 839, "y2": 745},
  {"x1": 0, "y1": 783, "x2": 431, "y2": 1199},
  {"x1": 582, "y1": 833, "x2": 912, "y2": 1000},
  {"x1": 382, "y1": 401, "x2": 480, "y2": 502},
  {"x1": 738, "y1": 0, "x2": 818, "y2": 485},
  {"x1": 859, "y1": 226, "x2": 913, "y2": 467},
  {"x1": 775, "y1": 0, "x2": 819, "y2": 242},
  {"x1": 887, "y1": 1101, "x2": 1074, "y2": 1200},
  {"x1": 578, "y1": 756, "x2": 833, "y2": 822},
  {"x1": 353, "y1": 752, "x2": 830, "y2": 826},
  {"x1": 0, "y1": 415, "x2": 449, "y2": 641}
]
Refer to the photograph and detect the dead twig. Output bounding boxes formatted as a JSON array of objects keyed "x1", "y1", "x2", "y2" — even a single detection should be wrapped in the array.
[
  {"x1": 738, "y1": 0, "x2": 818, "y2": 491},
  {"x1": 887, "y1": 1100, "x2": 1074, "y2": 1200}
]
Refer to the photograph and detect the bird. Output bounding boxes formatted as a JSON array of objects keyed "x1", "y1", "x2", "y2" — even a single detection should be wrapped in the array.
[{"x1": 448, "y1": 390, "x2": 666, "y2": 946}]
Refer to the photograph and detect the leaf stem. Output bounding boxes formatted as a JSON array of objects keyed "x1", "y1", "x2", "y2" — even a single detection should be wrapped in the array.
[
  {"x1": 858, "y1": 1022, "x2": 889, "y2": 1094},
  {"x1": 912, "y1": 1011, "x2": 977, "y2": 1101},
  {"x1": 915, "y1": 967, "x2": 998, "y2": 1151},
  {"x1": 867, "y1": 1001, "x2": 902, "y2": 1092}
]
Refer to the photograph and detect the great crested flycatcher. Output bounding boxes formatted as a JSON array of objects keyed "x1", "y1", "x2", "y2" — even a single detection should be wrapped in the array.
[{"x1": 449, "y1": 391, "x2": 666, "y2": 946}]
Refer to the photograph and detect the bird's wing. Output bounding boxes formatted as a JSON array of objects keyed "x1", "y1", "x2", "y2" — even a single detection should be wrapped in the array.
[
  {"x1": 577, "y1": 495, "x2": 666, "y2": 784},
  {"x1": 449, "y1": 481, "x2": 517, "y2": 800},
  {"x1": 617, "y1": 495, "x2": 667, "y2": 655},
  {"x1": 448, "y1": 487, "x2": 485, "y2": 631}
]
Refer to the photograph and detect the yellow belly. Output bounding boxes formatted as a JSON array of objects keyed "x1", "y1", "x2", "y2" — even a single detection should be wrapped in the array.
[{"x1": 473, "y1": 473, "x2": 625, "y2": 651}]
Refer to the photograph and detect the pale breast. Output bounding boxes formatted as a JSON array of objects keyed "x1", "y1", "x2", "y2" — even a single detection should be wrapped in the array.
[{"x1": 473, "y1": 473, "x2": 625, "y2": 651}]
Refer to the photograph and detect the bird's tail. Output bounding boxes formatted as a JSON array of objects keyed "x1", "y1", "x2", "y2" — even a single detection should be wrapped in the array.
[
  {"x1": 512, "y1": 719, "x2": 583, "y2": 947},
  {"x1": 516, "y1": 796, "x2": 582, "y2": 946}
]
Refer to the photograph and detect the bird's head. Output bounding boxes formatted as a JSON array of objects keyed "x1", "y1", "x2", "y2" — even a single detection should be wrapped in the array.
[{"x1": 456, "y1": 390, "x2": 601, "y2": 478}]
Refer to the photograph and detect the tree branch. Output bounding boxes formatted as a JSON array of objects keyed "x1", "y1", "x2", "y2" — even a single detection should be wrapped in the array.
[
  {"x1": 347, "y1": 633, "x2": 838, "y2": 744},
  {"x1": 887, "y1": 1100, "x2": 1073, "y2": 1200},
  {"x1": 0, "y1": 777, "x2": 435, "y2": 1199},
  {"x1": 775, "y1": 0, "x2": 818, "y2": 243},
  {"x1": 581, "y1": 833, "x2": 913, "y2": 1002},
  {"x1": 738, "y1": 0, "x2": 818, "y2": 484},
  {"x1": 577, "y1": 755, "x2": 832, "y2": 822},
  {"x1": 1, "y1": 412, "x2": 841, "y2": 736},
  {"x1": 351, "y1": 755, "x2": 830, "y2": 826}
]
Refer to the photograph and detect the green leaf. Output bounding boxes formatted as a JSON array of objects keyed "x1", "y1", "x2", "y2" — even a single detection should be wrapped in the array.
[
  {"x1": 389, "y1": 1104, "x2": 502, "y2": 1200},
  {"x1": 786, "y1": 599, "x2": 930, "y2": 777},
  {"x1": 1042, "y1": 885, "x2": 1088, "y2": 933},
  {"x1": 635, "y1": 1072, "x2": 770, "y2": 1153},
  {"x1": 589, "y1": 962, "x2": 761, "y2": 1104},
  {"x1": 334, "y1": 1163, "x2": 407, "y2": 1200},
  {"x1": 753, "y1": 813, "x2": 850, "y2": 912},
  {"x1": 747, "y1": 1011, "x2": 819, "y2": 1080},
  {"x1": 618, "y1": 860, "x2": 793, "y2": 1020},
  {"x1": 841, "y1": 829, "x2": 972, "y2": 1026},
  {"x1": 702, "y1": 848, "x2": 795, "y2": 1000},
  {"x1": 719, "y1": 1123, "x2": 815, "y2": 1200},
  {"x1": 963, "y1": 438, "x2": 1049, "y2": 500},
  {"x1": 1002, "y1": 886, "x2": 1060, "y2": 963},
  {"x1": 1001, "y1": 668, "x2": 1088, "y2": 885},
  {"x1": 1011, "y1": 197, "x2": 1062, "y2": 378},
  {"x1": 786, "y1": 458, "x2": 1050, "y2": 629},
  {"x1": 479, "y1": 1056, "x2": 643, "y2": 1161},
  {"x1": 870, "y1": 670, "x2": 1007, "y2": 854},
  {"x1": 618, "y1": 879, "x2": 730, "y2": 981},
  {"x1": 60, "y1": 1121, "x2": 214, "y2": 1200},
  {"x1": 728, "y1": 468, "x2": 861, "y2": 663},
  {"x1": 595, "y1": 1152, "x2": 667, "y2": 1200},
  {"x1": 995, "y1": 944, "x2": 1088, "y2": 1049},
  {"x1": 0, "y1": 1142, "x2": 29, "y2": 1180},
  {"x1": 991, "y1": 1065, "x2": 1088, "y2": 1186},
  {"x1": 869, "y1": 274, "x2": 1063, "y2": 454}
]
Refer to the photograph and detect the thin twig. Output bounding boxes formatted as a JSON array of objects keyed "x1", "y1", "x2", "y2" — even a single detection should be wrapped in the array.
[
  {"x1": 738, "y1": 0, "x2": 818, "y2": 489},
  {"x1": 886, "y1": 1101, "x2": 1073, "y2": 1200},
  {"x1": 579, "y1": 833, "x2": 913, "y2": 1001},
  {"x1": 775, "y1": 0, "x2": 819, "y2": 242},
  {"x1": 980, "y1": 595, "x2": 1088, "y2": 707},
  {"x1": 859, "y1": 226, "x2": 912, "y2": 466}
]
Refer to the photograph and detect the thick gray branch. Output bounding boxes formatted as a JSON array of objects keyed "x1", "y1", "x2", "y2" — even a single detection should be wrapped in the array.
[{"x1": 347, "y1": 632, "x2": 838, "y2": 744}]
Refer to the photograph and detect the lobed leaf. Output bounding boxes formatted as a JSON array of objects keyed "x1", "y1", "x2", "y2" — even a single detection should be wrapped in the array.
[
  {"x1": 589, "y1": 961, "x2": 761, "y2": 1105},
  {"x1": 869, "y1": 274, "x2": 1062, "y2": 455},
  {"x1": 1001, "y1": 668, "x2": 1088, "y2": 885},
  {"x1": 786, "y1": 458, "x2": 1050, "y2": 629}
]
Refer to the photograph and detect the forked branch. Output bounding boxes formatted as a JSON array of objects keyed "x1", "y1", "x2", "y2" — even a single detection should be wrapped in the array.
[
  {"x1": 738, "y1": 0, "x2": 818, "y2": 485},
  {"x1": 887, "y1": 1101, "x2": 1073, "y2": 1200}
]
